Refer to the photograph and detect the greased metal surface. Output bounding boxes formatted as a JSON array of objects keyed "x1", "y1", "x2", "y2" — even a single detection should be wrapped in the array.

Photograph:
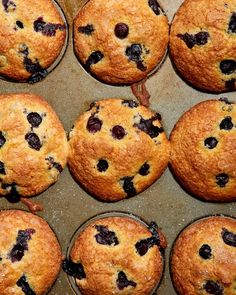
[{"x1": 0, "y1": 0, "x2": 235, "y2": 294}]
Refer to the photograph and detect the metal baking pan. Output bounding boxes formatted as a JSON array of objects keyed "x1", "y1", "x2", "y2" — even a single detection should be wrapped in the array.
[{"x1": 0, "y1": 0, "x2": 235, "y2": 294}]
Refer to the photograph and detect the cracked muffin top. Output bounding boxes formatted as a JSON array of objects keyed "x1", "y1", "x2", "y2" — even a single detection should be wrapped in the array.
[
  {"x1": 0, "y1": 93, "x2": 68, "y2": 199},
  {"x1": 170, "y1": 98, "x2": 236, "y2": 202},
  {"x1": 68, "y1": 98, "x2": 170, "y2": 202},
  {"x1": 63, "y1": 215, "x2": 167, "y2": 295},
  {"x1": 0, "y1": 209, "x2": 62, "y2": 295},
  {"x1": 73, "y1": 0, "x2": 169, "y2": 84},
  {"x1": 171, "y1": 216, "x2": 236, "y2": 295},
  {"x1": 170, "y1": 0, "x2": 236, "y2": 93},
  {"x1": 0, "y1": 0, "x2": 67, "y2": 82}
]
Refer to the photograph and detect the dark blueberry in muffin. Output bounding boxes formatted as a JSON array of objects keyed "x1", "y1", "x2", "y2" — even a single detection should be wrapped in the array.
[
  {"x1": 86, "y1": 115, "x2": 103, "y2": 133},
  {"x1": 34, "y1": 17, "x2": 65, "y2": 37},
  {"x1": 134, "y1": 115, "x2": 164, "y2": 138},
  {"x1": 97, "y1": 159, "x2": 109, "y2": 172},
  {"x1": 95, "y1": 225, "x2": 119, "y2": 246},
  {"x1": 46, "y1": 156, "x2": 63, "y2": 173},
  {"x1": 139, "y1": 163, "x2": 150, "y2": 176},
  {"x1": 62, "y1": 259, "x2": 86, "y2": 279},
  {"x1": 16, "y1": 20, "x2": 24, "y2": 29},
  {"x1": 216, "y1": 173, "x2": 229, "y2": 187},
  {"x1": 204, "y1": 137, "x2": 218, "y2": 149},
  {"x1": 111, "y1": 125, "x2": 126, "y2": 139},
  {"x1": 114, "y1": 23, "x2": 129, "y2": 39},
  {"x1": 116, "y1": 271, "x2": 137, "y2": 290},
  {"x1": 121, "y1": 176, "x2": 137, "y2": 197},
  {"x1": 228, "y1": 12, "x2": 236, "y2": 33},
  {"x1": 135, "y1": 236, "x2": 159, "y2": 256},
  {"x1": 0, "y1": 161, "x2": 6, "y2": 175},
  {"x1": 2, "y1": 0, "x2": 16, "y2": 12},
  {"x1": 122, "y1": 100, "x2": 139, "y2": 108},
  {"x1": 0, "y1": 132, "x2": 6, "y2": 148},
  {"x1": 203, "y1": 280, "x2": 223, "y2": 295},
  {"x1": 25, "y1": 133, "x2": 42, "y2": 151},
  {"x1": 78, "y1": 24, "x2": 94, "y2": 35},
  {"x1": 17, "y1": 275, "x2": 36, "y2": 295},
  {"x1": 220, "y1": 60, "x2": 236, "y2": 75},
  {"x1": 9, "y1": 228, "x2": 35, "y2": 262},
  {"x1": 219, "y1": 97, "x2": 233, "y2": 104},
  {"x1": 199, "y1": 244, "x2": 212, "y2": 259},
  {"x1": 125, "y1": 44, "x2": 147, "y2": 71},
  {"x1": 221, "y1": 228, "x2": 236, "y2": 247},
  {"x1": 219, "y1": 116, "x2": 233, "y2": 130},
  {"x1": 177, "y1": 31, "x2": 210, "y2": 49},
  {"x1": 86, "y1": 51, "x2": 104, "y2": 68},
  {"x1": 148, "y1": 0, "x2": 161, "y2": 15},
  {"x1": 225, "y1": 78, "x2": 236, "y2": 90},
  {"x1": 27, "y1": 112, "x2": 42, "y2": 128},
  {"x1": 3, "y1": 183, "x2": 20, "y2": 203}
]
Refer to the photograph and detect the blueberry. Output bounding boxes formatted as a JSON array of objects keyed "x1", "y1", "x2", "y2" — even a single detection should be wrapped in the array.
[
  {"x1": 177, "y1": 31, "x2": 209, "y2": 49},
  {"x1": 2, "y1": 182, "x2": 20, "y2": 203},
  {"x1": 16, "y1": 20, "x2": 24, "y2": 29},
  {"x1": 219, "y1": 97, "x2": 233, "y2": 104},
  {"x1": 16, "y1": 275, "x2": 36, "y2": 295},
  {"x1": 111, "y1": 125, "x2": 126, "y2": 140},
  {"x1": 126, "y1": 44, "x2": 147, "y2": 71},
  {"x1": 116, "y1": 271, "x2": 137, "y2": 290},
  {"x1": 0, "y1": 161, "x2": 6, "y2": 175},
  {"x1": 134, "y1": 115, "x2": 164, "y2": 138},
  {"x1": 135, "y1": 236, "x2": 159, "y2": 256},
  {"x1": 216, "y1": 173, "x2": 229, "y2": 187},
  {"x1": 97, "y1": 159, "x2": 109, "y2": 172},
  {"x1": 86, "y1": 115, "x2": 103, "y2": 133},
  {"x1": 139, "y1": 163, "x2": 150, "y2": 176},
  {"x1": 62, "y1": 259, "x2": 86, "y2": 279},
  {"x1": 148, "y1": 0, "x2": 161, "y2": 15},
  {"x1": 114, "y1": 23, "x2": 129, "y2": 39},
  {"x1": 78, "y1": 24, "x2": 94, "y2": 35},
  {"x1": 95, "y1": 225, "x2": 119, "y2": 246},
  {"x1": 122, "y1": 100, "x2": 139, "y2": 108},
  {"x1": 27, "y1": 112, "x2": 42, "y2": 128},
  {"x1": 121, "y1": 176, "x2": 137, "y2": 197},
  {"x1": 204, "y1": 137, "x2": 218, "y2": 149},
  {"x1": 46, "y1": 157, "x2": 63, "y2": 173},
  {"x1": 34, "y1": 17, "x2": 65, "y2": 36},
  {"x1": 220, "y1": 60, "x2": 236, "y2": 75},
  {"x1": 228, "y1": 12, "x2": 236, "y2": 33},
  {"x1": 86, "y1": 51, "x2": 104, "y2": 68},
  {"x1": 0, "y1": 132, "x2": 6, "y2": 148},
  {"x1": 25, "y1": 133, "x2": 42, "y2": 151},
  {"x1": 9, "y1": 229, "x2": 35, "y2": 262},
  {"x1": 199, "y1": 244, "x2": 212, "y2": 259},
  {"x1": 219, "y1": 116, "x2": 233, "y2": 130},
  {"x1": 203, "y1": 280, "x2": 223, "y2": 295},
  {"x1": 221, "y1": 228, "x2": 236, "y2": 247},
  {"x1": 225, "y1": 78, "x2": 236, "y2": 90},
  {"x1": 2, "y1": 0, "x2": 16, "y2": 12}
]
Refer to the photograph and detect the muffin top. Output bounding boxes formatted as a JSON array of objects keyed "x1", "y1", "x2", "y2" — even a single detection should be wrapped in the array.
[
  {"x1": 73, "y1": 0, "x2": 169, "y2": 84},
  {"x1": 63, "y1": 215, "x2": 167, "y2": 295},
  {"x1": 0, "y1": 0, "x2": 67, "y2": 82},
  {"x1": 170, "y1": 98, "x2": 236, "y2": 202},
  {"x1": 0, "y1": 93, "x2": 68, "y2": 198},
  {"x1": 170, "y1": 0, "x2": 236, "y2": 92},
  {"x1": 0, "y1": 209, "x2": 62, "y2": 295},
  {"x1": 171, "y1": 215, "x2": 236, "y2": 295},
  {"x1": 68, "y1": 98, "x2": 170, "y2": 201}
]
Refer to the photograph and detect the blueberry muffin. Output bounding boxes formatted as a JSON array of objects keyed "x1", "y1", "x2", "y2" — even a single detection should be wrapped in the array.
[
  {"x1": 68, "y1": 98, "x2": 170, "y2": 201},
  {"x1": 0, "y1": 93, "x2": 68, "y2": 199},
  {"x1": 0, "y1": 0, "x2": 67, "y2": 83},
  {"x1": 171, "y1": 215, "x2": 236, "y2": 295},
  {"x1": 170, "y1": 0, "x2": 236, "y2": 93},
  {"x1": 73, "y1": 0, "x2": 169, "y2": 85},
  {"x1": 0, "y1": 209, "x2": 62, "y2": 295},
  {"x1": 63, "y1": 214, "x2": 167, "y2": 295},
  {"x1": 170, "y1": 98, "x2": 236, "y2": 202}
]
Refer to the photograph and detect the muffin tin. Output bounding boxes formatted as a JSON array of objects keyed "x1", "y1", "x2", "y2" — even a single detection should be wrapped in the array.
[{"x1": 0, "y1": 0, "x2": 235, "y2": 294}]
